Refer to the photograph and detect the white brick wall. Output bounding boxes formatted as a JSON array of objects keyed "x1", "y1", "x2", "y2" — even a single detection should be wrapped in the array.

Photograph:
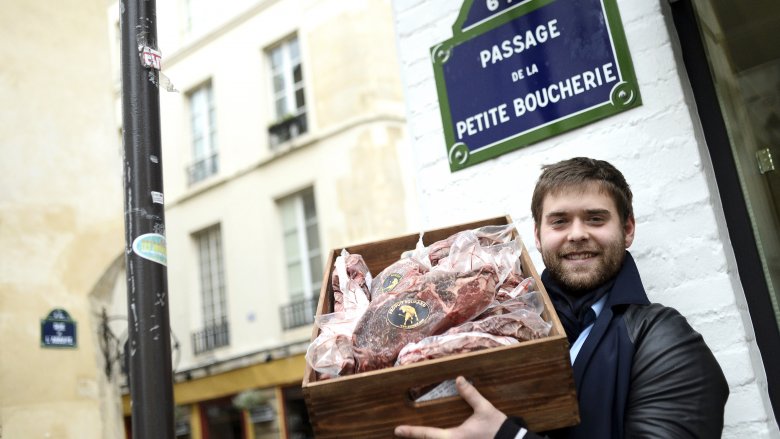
[{"x1": 390, "y1": 0, "x2": 780, "y2": 436}]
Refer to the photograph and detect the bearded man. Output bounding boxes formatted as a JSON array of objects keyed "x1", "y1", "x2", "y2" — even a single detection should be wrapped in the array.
[{"x1": 395, "y1": 157, "x2": 729, "y2": 439}]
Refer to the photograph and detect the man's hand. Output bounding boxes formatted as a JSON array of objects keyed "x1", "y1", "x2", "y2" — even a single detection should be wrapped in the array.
[{"x1": 394, "y1": 376, "x2": 508, "y2": 439}]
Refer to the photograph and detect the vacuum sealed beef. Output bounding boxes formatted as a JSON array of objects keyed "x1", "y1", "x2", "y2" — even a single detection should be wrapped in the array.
[
  {"x1": 306, "y1": 312, "x2": 362, "y2": 379},
  {"x1": 396, "y1": 332, "x2": 518, "y2": 366},
  {"x1": 352, "y1": 265, "x2": 498, "y2": 373},
  {"x1": 369, "y1": 256, "x2": 429, "y2": 300},
  {"x1": 331, "y1": 250, "x2": 372, "y2": 313}
]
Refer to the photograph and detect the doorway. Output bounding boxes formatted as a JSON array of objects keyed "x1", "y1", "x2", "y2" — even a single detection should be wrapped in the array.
[
  {"x1": 671, "y1": 0, "x2": 780, "y2": 423},
  {"x1": 201, "y1": 397, "x2": 246, "y2": 439}
]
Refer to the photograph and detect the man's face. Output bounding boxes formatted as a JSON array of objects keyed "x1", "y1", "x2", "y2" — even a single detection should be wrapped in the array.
[{"x1": 534, "y1": 183, "x2": 635, "y2": 292}]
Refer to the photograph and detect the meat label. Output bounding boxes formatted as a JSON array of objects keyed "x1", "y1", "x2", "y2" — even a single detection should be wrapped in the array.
[
  {"x1": 386, "y1": 299, "x2": 430, "y2": 329},
  {"x1": 380, "y1": 273, "x2": 403, "y2": 293}
]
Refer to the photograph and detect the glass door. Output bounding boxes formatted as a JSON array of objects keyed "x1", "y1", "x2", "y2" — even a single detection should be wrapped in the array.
[{"x1": 692, "y1": 0, "x2": 780, "y2": 332}]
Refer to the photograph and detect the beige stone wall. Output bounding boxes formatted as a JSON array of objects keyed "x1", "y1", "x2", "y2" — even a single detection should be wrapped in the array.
[{"x1": 0, "y1": 0, "x2": 125, "y2": 437}]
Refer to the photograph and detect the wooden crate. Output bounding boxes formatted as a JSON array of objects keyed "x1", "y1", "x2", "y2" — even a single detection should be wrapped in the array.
[{"x1": 302, "y1": 216, "x2": 579, "y2": 438}]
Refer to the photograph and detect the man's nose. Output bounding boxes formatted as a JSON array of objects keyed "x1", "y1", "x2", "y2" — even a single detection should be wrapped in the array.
[{"x1": 568, "y1": 219, "x2": 589, "y2": 241}]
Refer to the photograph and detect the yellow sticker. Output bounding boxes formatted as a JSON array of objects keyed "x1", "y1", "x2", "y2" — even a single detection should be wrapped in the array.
[{"x1": 387, "y1": 299, "x2": 430, "y2": 329}]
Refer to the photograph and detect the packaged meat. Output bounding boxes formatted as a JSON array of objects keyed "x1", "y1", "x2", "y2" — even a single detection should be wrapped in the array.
[
  {"x1": 305, "y1": 311, "x2": 362, "y2": 379},
  {"x1": 479, "y1": 291, "x2": 546, "y2": 319},
  {"x1": 369, "y1": 256, "x2": 429, "y2": 300},
  {"x1": 352, "y1": 265, "x2": 498, "y2": 373},
  {"x1": 428, "y1": 224, "x2": 515, "y2": 266},
  {"x1": 395, "y1": 331, "x2": 518, "y2": 366},
  {"x1": 496, "y1": 275, "x2": 536, "y2": 302},
  {"x1": 445, "y1": 308, "x2": 552, "y2": 341},
  {"x1": 331, "y1": 249, "x2": 372, "y2": 313}
]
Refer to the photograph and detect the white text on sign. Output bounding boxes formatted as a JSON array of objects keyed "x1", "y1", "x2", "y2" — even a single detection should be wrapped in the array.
[{"x1": 479, "y1": 19, "x2": 560, "y2": 68}]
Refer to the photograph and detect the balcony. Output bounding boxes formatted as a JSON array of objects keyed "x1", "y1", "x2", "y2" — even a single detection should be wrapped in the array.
[
  {"x1": 191, "y1": 320, "x2": 229, "y2": 355},
  {"x1": 279, "y1": 296, "x2": 318, "y2": 330},
  {"x1": 187, "y1": 153, "x2": 219, "y2": 185},
  {"x1": 268, "y1": 113, "x2": 307, "y2": 148}
]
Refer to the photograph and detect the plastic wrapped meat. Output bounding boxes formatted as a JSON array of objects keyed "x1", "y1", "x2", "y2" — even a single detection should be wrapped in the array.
[
  {"x1": 445, "y1": 308, "x2": 552, "y2": 341},
  {"x1": 305, "y1": 312, "x2": 361, "y2": 379},
  {"x1": 369, "y1": 256, "x2": 429, "y2": 300},
  {"x1": 331, "y1": 250, "x2": 372, "y2": 313},
  {"x1": 396, "y1": 332, "x2": 518, "y2": 366},
  {"x1": 496, "y1": 276, "x2": 535, "y2": 302},
  {"x1": 428, "y1": 224, "x2": 515, "y2": 266},
  {"x1": 352, "y1": 265, "x2": 498, "y2": 373},
  {"x1": 478, "y1": 292, "x2": 546, "y2": 319}
]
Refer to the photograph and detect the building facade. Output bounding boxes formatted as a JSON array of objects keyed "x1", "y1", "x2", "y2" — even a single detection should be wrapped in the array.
[
  {"x1": 0, "y1": 0, "x2": 126, "y2": 437},
  {"x1": 105, "y1": 0, "x2": 415, "y2": 437},
  {"x1": 390, "y1": 0, "x2": 780, "y2": 437}
]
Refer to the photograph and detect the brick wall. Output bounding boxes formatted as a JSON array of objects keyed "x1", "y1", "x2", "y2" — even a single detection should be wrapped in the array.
[{"x1": 390, "y1": 0, "x2": 779, "y2": 436}]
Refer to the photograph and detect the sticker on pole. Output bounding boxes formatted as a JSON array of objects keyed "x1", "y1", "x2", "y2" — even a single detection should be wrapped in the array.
[
  {"x1": 132, "y1": 233, "x2": 167, "y2": 266},
  {"x1": 139, "y1": 45, "x2": 162, "y2": 70}
]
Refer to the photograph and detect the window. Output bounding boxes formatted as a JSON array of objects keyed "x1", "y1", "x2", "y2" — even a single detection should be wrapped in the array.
[
  {"x1": 267, "y1": 36, "x2": 307, "y2": 147},
  {"x1": 278, "y1": 188, "x2": 321, "y2": 329},
  {"x1": 192, "y1": 225, "x2": 228, "y2": 354},
  {"x1": 187, "y1": 82, "x2": 218, "y2": 185},
  {"x1": 184, "y1": 0, "x2": 208, "y2": 36}
]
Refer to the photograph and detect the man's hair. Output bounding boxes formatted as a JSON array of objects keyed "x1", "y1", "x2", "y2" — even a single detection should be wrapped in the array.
[{"x1": 531, "y1": 157, "x2": 633, "y2": 226}]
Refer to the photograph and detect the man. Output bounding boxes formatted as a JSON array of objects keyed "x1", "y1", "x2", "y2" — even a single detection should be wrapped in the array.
[{"x1": 395, "y1": 157, "x2": 729, "y2": 439}]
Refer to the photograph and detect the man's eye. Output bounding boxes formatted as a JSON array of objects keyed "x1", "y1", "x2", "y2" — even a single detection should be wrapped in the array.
[{"x1": 588, "y1": 217, "x2": 605, "y2": 224}]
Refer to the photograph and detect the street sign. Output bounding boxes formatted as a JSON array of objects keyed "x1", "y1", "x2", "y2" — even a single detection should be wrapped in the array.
[
  {"x1": 432, "y1": 0, "x2": 642, "y2": 171},
  {"x1": 41, "y1": 308, "x2": 77, "y2": 348}
]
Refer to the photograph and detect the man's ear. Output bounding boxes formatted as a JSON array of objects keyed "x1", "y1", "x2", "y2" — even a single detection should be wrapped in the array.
[
  {"x1": 624, "y1": 215, "x2": 636, "y2": 248},
  {"x1": 534, "y1": 223, "x2": 542, "y2": 251}
]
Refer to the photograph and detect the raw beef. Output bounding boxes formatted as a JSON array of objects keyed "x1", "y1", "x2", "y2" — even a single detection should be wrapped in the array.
[
  {"x1": 445, "y1": 309, "x2": 551, "y2": 341},
  {"x1": 332, "y1": 250, "x2": 372, "y2": 313},
  {"x1": 306, "y1": 334, "x2": 355, "y2": 379},
  {"x1": 396, "y1": 332, "x2": 518, "y2": 366},
  {"x1": 428, "y1": 224, "x2": 515, "y2": 266},
  {"x1": 352, "y1": 265, "x2": 498, "y2": 373},
  {"x1": 305, "y1": 312, "x2": 361, "y2": 379},
  {"x1": 495, "y1": 276, "x2": 535, "y2": 302},
  {"x1": 478, "y1": 292, "x2": 545, "y2": 319},
  {"x1": 369, "y1": 257, "x2": 429, "y2": 300}
]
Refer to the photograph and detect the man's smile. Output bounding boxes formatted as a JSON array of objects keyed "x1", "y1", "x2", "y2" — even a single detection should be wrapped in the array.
[{"x1": 563, "y1": 252, "x2": 598, "y2": 261}]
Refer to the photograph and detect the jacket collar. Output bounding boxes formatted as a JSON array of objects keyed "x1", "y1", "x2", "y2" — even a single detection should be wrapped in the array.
[{"x1": 604, "y1": 251, "x2": 650, "y2": 308}]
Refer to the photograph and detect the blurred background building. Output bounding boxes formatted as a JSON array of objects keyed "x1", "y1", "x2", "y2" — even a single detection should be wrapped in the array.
[
  {"x1": 2, "y1": 0, "x2": 415, "y2": 437},
  {"x1": 1, "y1": 0, "x2": 126, "y2": 437}
]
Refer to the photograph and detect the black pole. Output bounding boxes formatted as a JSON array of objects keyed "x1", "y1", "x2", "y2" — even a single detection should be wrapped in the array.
[{"x1": 119, "y1": 0, "x2": 175, "y2": 437}]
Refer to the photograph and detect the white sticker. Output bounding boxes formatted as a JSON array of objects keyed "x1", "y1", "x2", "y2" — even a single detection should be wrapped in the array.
[
  {"x1": 415, "y1": 379, "x2": 459, "y2": 402},
  {"x1": 139, "y1": 46, "x2": 162, "y2": 70},
  {"x1": 151, "y1": 191, "x2": 164, "y2": 204}
]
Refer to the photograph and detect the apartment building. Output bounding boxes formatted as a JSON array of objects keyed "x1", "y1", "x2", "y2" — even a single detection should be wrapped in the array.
[{"x1": 105, "y1": 0, "x2": 415, "y2": 437}]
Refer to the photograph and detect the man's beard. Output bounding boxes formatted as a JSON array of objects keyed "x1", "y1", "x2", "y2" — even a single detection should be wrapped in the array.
[{"x1": 541, "y1": 235, "x2": 626, "y2": 293}]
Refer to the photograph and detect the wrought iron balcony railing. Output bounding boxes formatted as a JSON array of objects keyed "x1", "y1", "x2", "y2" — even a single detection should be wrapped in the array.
[
  {"x1": 191, "y1": 319, "x2": 229, "y2": 355},
  {"x1": 187, "y1": 153, "x2": 219, "y2": 185},
  {"x1": 279, "y1": 296, "x2": 318, "y2": 330}
]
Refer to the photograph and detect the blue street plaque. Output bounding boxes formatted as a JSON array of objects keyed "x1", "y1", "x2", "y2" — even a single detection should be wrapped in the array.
[
  {"x1": 41, "y1": 308, "x2": 77, "y2": 348},
  {"x1": 432, "y1": 0, "x2": 641, "y2": 171}
]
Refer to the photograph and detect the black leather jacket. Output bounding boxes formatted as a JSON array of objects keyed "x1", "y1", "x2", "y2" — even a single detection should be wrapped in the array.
[
  {"x1": 622, "y1": 303, "x2": 728, "y2": 438},
  {"x1": 497, "y1": 254, "x2": 729, "y2": 439}
]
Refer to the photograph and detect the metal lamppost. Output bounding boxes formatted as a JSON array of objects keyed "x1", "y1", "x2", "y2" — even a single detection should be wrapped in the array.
[{"x1": 119, "y1": 0, "x2": 174, "y2": 436}]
